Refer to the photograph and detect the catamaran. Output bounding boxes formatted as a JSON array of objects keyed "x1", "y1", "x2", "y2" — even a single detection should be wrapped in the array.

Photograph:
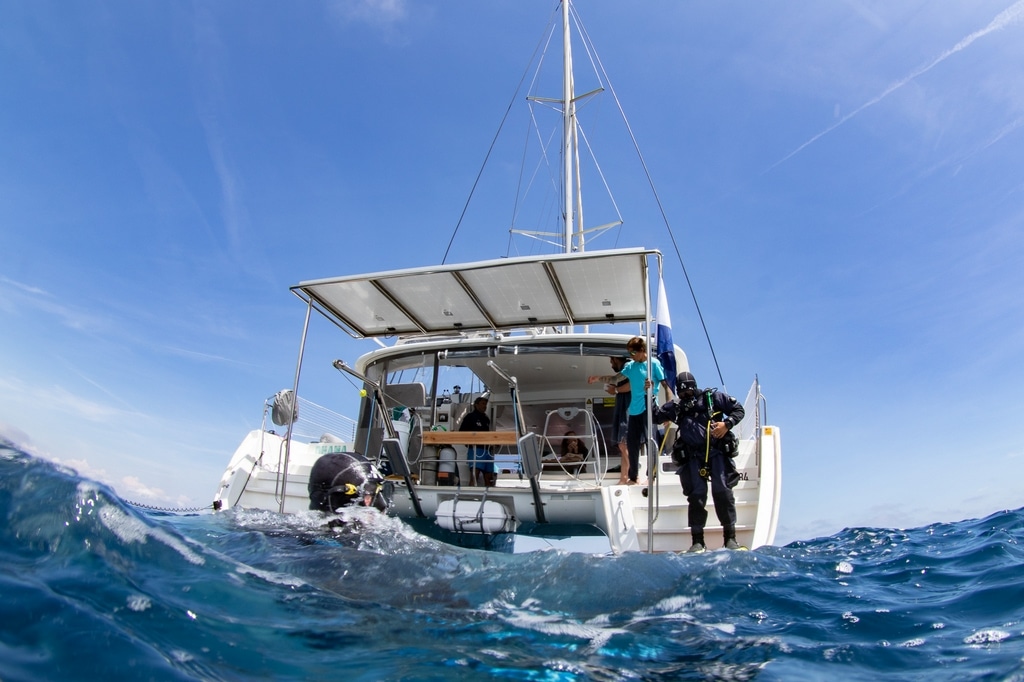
[{"x1": 213, "y1": 1, "x2": 781, "y2": 553}]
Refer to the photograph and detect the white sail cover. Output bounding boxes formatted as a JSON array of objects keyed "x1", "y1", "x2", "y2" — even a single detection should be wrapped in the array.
[{"x1": 293, "y1": 248, "x2": 658, "y2": 338}]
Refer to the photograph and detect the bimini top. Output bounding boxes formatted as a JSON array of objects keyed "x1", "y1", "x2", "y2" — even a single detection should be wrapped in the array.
[{"x1": 292, "y1": 247, "x2": 660, "y2": 339}]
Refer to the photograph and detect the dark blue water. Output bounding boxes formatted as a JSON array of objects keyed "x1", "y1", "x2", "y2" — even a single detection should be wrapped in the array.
[{"x1": 3, "y1": 442, "x2": 1023, "y2": 681}]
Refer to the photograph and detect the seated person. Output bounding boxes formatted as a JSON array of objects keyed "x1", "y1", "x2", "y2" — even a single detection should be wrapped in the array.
[{"x1": 559, "y1": 430, "x2": 588, "y2": 462}]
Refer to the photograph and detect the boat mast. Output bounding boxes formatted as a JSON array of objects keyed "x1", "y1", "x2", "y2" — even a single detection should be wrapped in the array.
[{"x1": 561, "y1": 0, "x2": 583, "y2": 254}]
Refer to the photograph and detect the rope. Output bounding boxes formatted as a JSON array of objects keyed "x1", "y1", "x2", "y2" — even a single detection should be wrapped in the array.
[
  {"x1": 440, "y1": 3, "x2": 726, "y2": 385},
  {"x1": 121, "y1": 499, "x2": 213, "y2": 514},
  {"x1": 603, "y1": 89, "x2": 724, "y2": 386},
  {"x1": 441, "y1": 5, "x2": 558, "y2": 265}
]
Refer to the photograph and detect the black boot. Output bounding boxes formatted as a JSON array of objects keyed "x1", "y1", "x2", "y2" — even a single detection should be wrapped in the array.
[
  {"x1": 687, "y1": 530, "x2": 706, "y2": 553},
  {"x1": 723, "y1": 526, "x2": 739, "y2": 550}
]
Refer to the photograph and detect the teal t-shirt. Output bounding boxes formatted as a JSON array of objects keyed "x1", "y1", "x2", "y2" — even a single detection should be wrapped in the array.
[{"x1": 621, "y1": 357, "x2": 665, "y2": 416}]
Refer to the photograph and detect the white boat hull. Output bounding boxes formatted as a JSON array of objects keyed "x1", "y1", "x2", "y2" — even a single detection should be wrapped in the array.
[{"x1": 215, "y1": 421, "x2": 781, "y2": 553}]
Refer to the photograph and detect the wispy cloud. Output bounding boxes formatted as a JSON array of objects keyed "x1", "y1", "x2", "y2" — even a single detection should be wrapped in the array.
[
  {"x1": 965, "y1": 114, "x2": 1024, "y2": 159},
  {"x1": 59, "y1": 457, "x2": 113, "y2": 486},
  {"x1": 0, "y1": 375, "x2": 135, "y2": 423},
  {"x1": 39, "y1": 456, "x2": 174, "y2": 505},
  {"x1": 911, "y1": 114, "x2": 1024, "y2": 188},
  {"x1": 117, "y1": 474, "x2": 170, "y2": 502},
  {"x1": 0, "y1": 430, "x2": 215, "y2": 507},
  {"x1": 840, "y1": 0, "x2": 888, "y2": 32},
  {"x1": 849, "y1": 114, "x2": 1024, "y2": 216},
  {"x1": 767, "y1": 0, "x2": 1024, "y2": 171},
  {"x1": 161, "y1": 344, "x2": 259, "y2": 367},
  {"x1": 191, "y1": 7, "x2": 248, "y2": 256},
  {"x1": 37, "y1": 385, "x2": 129, "y2": 422},
  {"x1": 0, "y1": 421, "x2": 36, "y2": 451},
  {"x1": 59, "y1": 360, "x2": 146, "y2": 414},
  {"x1": 1, "y1": 273, "x2": 259, "y2": 374},
  {"x1": 0, "y1": 276, "x2": 49, "y2": 297},
  {"x1": 0, "y1": 276, "x2": 104, "y2": 331},
  {"x1": 329, "y1": 0, "x2": 409, "y2": 27}
]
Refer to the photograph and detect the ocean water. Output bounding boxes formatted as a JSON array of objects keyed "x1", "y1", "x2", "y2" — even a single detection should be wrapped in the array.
[{"x1": 2, "y1": 443, "x2": 1023, "y2": 682}]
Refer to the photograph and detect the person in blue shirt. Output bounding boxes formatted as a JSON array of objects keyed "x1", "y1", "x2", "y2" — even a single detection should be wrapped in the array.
[{"x1": 589, "y1": 336, "x2": 673, "y2": 484}]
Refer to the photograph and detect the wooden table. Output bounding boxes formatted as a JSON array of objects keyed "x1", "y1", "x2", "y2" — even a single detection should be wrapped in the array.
[{"x1": 421, "y1": 431, "x2": 519, "y2": 446}]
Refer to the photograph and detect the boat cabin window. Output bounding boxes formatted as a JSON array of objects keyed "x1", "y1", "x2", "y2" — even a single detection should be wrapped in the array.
[{"x1": 362, "y1": 340, "x2": 655, "y2": 459}]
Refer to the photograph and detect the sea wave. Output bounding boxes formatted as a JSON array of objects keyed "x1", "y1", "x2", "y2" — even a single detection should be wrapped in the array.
[{"x1": 2, "y1": 442, "x2": 1023, "y2": 681}]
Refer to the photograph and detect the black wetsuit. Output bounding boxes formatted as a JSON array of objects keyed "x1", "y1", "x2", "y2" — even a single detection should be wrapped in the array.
[{"x1": 655, "y1": 389, "x2": 745, "y2": 537}]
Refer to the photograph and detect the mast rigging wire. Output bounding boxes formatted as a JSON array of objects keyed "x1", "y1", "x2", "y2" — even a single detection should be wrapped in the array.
[{"x1": 441, "y1": 0, "x2": 725, "y2": 387}]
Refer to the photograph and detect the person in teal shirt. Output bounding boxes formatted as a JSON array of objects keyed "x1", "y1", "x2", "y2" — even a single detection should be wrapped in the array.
[{"x1": 589, "y1": 336, "x2": 673, "y2": 483}]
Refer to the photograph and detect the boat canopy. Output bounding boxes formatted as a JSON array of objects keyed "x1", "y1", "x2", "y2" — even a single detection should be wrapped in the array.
[{"x1": 292, "y1": 248, "x2": 660, "y2": 339}]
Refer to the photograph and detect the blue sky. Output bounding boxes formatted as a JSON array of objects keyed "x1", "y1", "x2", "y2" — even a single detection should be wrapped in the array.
[{"x1": 2, "y1": 1, "x2": 1023, "y2": 545}]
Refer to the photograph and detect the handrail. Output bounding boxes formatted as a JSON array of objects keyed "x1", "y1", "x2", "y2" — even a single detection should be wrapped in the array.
[
  {"x1": 486, "y1": 360, "x2": 524, "y2": 446},
  {"x1": 646, "y1": 423, "x2": 675, "y2": 529},
  {"x1": 756, "y1": 374, "x2": 765, "y2": 469},
  {"x1": 333, "y1": 359, "x2": 425, "y2": 518},
  {"x1": 278, "y1": 302, "x2": 313, "y2": 513},
  {"x1": 488, "y1": 360, "x2": 547, "y2": 524}
]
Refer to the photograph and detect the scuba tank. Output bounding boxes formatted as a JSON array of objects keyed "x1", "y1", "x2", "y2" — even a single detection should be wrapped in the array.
[{"x1": 437, "y1": 446, "x2": 459, "y2": 486}]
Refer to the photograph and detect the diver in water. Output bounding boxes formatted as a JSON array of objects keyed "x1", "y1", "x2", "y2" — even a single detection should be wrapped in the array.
[{"x1": 307, "y1": 451, "x2": 387, "y2": 513}]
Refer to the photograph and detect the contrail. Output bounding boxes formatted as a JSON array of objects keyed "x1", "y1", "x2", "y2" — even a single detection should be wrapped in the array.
[{"x1": 766, "y1": 0, "x2": 1024, "y2": 172}]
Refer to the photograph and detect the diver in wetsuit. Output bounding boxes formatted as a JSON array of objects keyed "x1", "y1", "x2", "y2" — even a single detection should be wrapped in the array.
[
  {"x1": 654, "y1": 371, "x2": 745, "y2": 553},
  {"x1": 308, "y1": 451, "x2": 386, "y2": 513}
]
